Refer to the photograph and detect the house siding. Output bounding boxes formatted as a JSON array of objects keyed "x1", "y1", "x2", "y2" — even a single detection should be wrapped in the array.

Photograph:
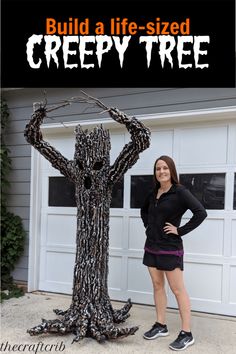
[{"x1": 2, "y1": 87, "x2": 236, "y2": 283}]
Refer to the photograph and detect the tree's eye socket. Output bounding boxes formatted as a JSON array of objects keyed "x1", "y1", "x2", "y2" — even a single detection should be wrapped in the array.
[
  {"x1": 93, "y1": 161, "x2": 103, "y2": 170},
  {"x1": 77, "y1": 160, "x2": 84, "y2": 170}
]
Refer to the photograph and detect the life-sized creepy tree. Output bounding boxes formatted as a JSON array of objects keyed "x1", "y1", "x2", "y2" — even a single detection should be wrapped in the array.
[{"x1": 24, "y1": 92, "x2": 151, "y2": 343}]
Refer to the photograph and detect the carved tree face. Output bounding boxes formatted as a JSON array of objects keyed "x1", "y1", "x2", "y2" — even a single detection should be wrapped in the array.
[{"x1": 74, "y1": 125, "x2": 111, "y2": 191}]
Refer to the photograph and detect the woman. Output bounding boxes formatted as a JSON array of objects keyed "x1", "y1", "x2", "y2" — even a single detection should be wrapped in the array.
[{"x1": 141, "y1": 155, "x2": 207, "y2": 351}]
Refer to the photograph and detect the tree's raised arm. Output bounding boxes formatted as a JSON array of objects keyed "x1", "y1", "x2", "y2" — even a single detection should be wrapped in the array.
[
  {"x1": 24, "y1": 104, "x2": 76, "y2": 183},
  {"x1": 108, "y1": 107, "x2": 151, "y2": 185}
]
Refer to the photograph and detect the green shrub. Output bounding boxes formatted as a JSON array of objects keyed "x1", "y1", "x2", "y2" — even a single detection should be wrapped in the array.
[{"x1": 1, "y1": 207, "x2": 26, "y2": 288}]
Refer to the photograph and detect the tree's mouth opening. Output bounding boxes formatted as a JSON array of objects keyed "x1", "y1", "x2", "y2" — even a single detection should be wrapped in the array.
[{"x1": 84, "y1": 176, "x2": 92, "y2": 189}]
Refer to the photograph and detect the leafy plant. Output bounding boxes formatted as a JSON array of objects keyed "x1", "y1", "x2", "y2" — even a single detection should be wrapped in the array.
[
  {"x1": 0, "y1": 97, "x2": 26, "y2": 301},
  {"x1": 1, "y1": 99, "x2": 11, "y2": 204}
]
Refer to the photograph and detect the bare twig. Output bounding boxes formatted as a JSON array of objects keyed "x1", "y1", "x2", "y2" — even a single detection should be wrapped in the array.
[
  {"x1": 46, "y1": 102, "x2": 72, "y2": 113},
  {"x1": 69, "y1": 90, "x2": 109, "y2": 112},
  {"x1": 36, "y1": 90, "x2": 110, "y2": 129}
]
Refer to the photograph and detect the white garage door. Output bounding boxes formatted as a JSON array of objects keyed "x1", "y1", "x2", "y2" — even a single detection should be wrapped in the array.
[{"x1": 36, "y1": 119, "x2": 236, "y2": 316}]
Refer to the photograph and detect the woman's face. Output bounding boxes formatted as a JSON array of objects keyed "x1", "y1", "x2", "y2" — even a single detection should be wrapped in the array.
[{"x1": 155, "y1": 159, "x2": 171, "y2": 184}]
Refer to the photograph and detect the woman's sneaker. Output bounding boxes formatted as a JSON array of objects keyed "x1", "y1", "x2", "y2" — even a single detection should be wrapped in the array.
[
  {"x1": 169, "y1": 330, "x2": 195, "y2": 351},
  {"x1": 143, "y1": 322, "x2": 169, "y2": 340}
]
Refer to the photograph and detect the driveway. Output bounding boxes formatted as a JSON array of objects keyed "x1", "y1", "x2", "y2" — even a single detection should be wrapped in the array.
[{"x1": 1, "y1": 292, "x2": 236, "y2": 354}]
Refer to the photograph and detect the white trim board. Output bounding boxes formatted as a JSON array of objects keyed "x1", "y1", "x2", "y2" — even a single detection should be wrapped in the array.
[{"x1": 41, "y1": 106, "x2": 236, "y2": 135}]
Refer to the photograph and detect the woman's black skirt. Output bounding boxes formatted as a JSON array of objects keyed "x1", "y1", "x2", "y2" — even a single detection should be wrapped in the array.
[{"x1": 143, "y1": 251, "x2": 184, "y2": 271}]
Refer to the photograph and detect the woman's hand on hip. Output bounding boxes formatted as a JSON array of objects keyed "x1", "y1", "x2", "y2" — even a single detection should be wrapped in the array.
[{"x1": 163, "y1": 222, "x2": 179, "y2": 235}]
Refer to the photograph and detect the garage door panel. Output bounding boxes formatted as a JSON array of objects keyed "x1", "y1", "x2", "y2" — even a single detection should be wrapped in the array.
[
  {"x1": 133, "y1": 130, "x2": 173, "y2": 169},
  {"x1": 185, "y1": 262, "x2": 222, "y2": 302},
  {"x1": 108, "y1": 256, "x2": 123, "y2": 290},
  {"x1": 230, "y1": 266, "x2": 236, "y2": 305},
  {"x1": 43, "y1": 251, "x2": 75, "y2": 284},
  {"x1": 42, "y1": 135, "x2": 75, "y2": 170},
  {"x1": 109, "y1": 217, "x2": 123, "y2": 249},
  {"x1": 183, "y1": 218, "x2": 224, "y2": 256},
  {"x1": 179, "y1": 126, "x2": 228, "y2": 165},
  {"x1": 128, "y1": 217, "x2": 145, "y2": 250},
  {"x1": 127, "y1": 257, "x2": 153, "y2": 293},
  {"x1": 47, "y1": 136, "x2": 75, "y2": 159},
  {"x1": 110, "y1": 133, "x2": 125, "y2": 164},
  {"x1": 42, "y1": 158, "x2": 53, "y2": 171},
  {"x1": 231, "y1": 220, "x2": 236, "y2": 257},
  {"x1": 46, "y1": 214, "x2": 76, "y2": 246}
]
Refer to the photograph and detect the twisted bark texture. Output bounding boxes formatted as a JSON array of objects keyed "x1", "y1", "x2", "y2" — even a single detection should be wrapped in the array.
[{"x1": 24, "y1": 95, "x2": 151, "y2": 343}]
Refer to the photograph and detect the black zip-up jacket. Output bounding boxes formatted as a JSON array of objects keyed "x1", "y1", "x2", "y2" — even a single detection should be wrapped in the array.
[{"x1": 140, "y1": 184, "x2": 207, "y2": 252}]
